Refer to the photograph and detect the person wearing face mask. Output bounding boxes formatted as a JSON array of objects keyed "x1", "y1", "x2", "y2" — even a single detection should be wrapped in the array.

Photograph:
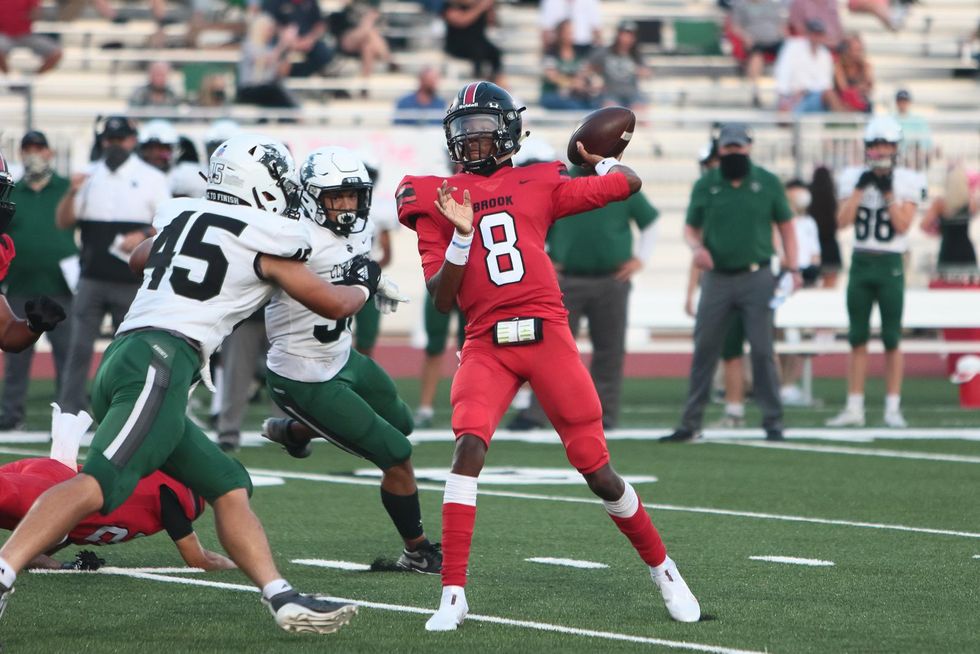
[
  {"x1": 54, "y1": 116, "x2": 171, "y2": 415},
  {"x1": 0, "y1": 132, "x2": 73, "y2": 430},
  {"x1": 662, "y1": 123, "x2": 801, "y2": 443}
]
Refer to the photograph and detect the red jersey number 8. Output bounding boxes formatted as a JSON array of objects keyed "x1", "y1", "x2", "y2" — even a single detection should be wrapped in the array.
[{"x1": 480, "y1": 211, "x2": 525, "y2": 286}]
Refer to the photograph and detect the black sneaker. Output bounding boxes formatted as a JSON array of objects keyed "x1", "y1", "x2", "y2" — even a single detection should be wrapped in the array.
[
  {"x1": 218, "y1": 432, "x2": 240, "y2": 453},
  {"x1": 261, "y1": 418, "x2": 311, "y2": 458},
  {"x1": 261, "y1": 590, "x2": 357, "y2": 634},
  {"x1": 659, "y1": 429, "x2": 703, "y2": 443},
  {"x1": 0, "y1": 416, "x2": 25, "y2": 431},
  {"x1": 506, "y1": 414, "x2": 543, "y2": 431},
  {"x1": 765, "y1": 429, "x2": 785, "y2": 441},
  {"x1": 396, "y1": 541, "x2": 442, "y2": 574},
  {"x1": 0, "y1": 582, "x2": 13, "y2": 622}
]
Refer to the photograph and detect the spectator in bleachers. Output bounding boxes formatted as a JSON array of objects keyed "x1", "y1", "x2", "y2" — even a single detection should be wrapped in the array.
[
  {"x1": 773, "y1": 18, "x2": 833, "y2": 113},
  {"x1": 54, "y1": 116, "x2": 171, "y2": 414},
  {"x1": 442, "y1": 0, "x2": 503, "y2": 84},
  {"x1": 236, "y1": 14, "x2": 298, "y2": 108},
  {"x1": 328, "y1": 0, "x2": 397, "y2": 87},
  {"x1": 56, "y1": 0, "x2": 119, "y2": 22},
  {"x1": 129, "y1": 62, "x2": 182, "y2": 108},
  {"x1": 394, "y1": 66, "x2": 445, "y2": 125},
  {"x1": 539, "y1": 0, "x2": 602, "y2": 56},
  {"x1": 262, "y1": 0, "x2": 334, "y2": 77},
  {"x1": 788, "y1": 0, "x2": 842, "y2": 51},
  {"x1": 847, "y1": 0, "x2": 912, "y2": 32},
  {"x1": 809, "y1": 165, "x2": 842, "y2": 287},
  {"x1": 825, "y1": 32, "x2": 873, "y2": 113},
  {"x1": 729, "y1": 0, "x2": 786, "y2": 108},
  {"x1": 892, "y1": 89, "x2": 932, "y2": 165},
  {"x1": 0, "y1": 0, "x2": 63, "y2": 76},
  {"x1": 0, "y1": 131, "x2": 76, "y2": 431},
  {"x1": 540, "y1": 19, "x2": 600, "y2": 111},
  {"x1": 588, "y1": 21, "x2": 650, "y2": 111},
  {"x1": 921, "y1": 162, "x2": 978, "y2": 272}
]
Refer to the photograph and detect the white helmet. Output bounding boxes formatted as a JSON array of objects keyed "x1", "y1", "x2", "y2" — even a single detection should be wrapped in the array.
[
  {"x1": 864, "y1": 115, "x2": 902, "y2": 170},
  {"x1": 205, "y1": 119, "x2": 242, "y2": 157},
  {"x1": 138, "y1": 119, "x2": 180, "y2": 171},
  {"x1": 299, "y1": 146, "x2": 372, "y2": 237},
  {"x1": 951, "y1": 355, "x2": 980, "y2": 384},
  {"x1": 206, "y1": 134, "x2": 299, "y2": 215},
  {"x1": 512, "y1": 137, "x2": 556, "y2": 167}
]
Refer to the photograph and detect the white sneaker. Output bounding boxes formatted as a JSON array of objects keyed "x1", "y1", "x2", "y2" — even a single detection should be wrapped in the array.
[
  {"x1": 825, "y1": 407, "x2": 865, "y2": 427},
  {"x1": 651, "y1": 557, "x2": 701, "y2": 623},
  {"x1": 884, "y1": 409, "x2": 907, "y2": 428},
  {"x1": 425, "y1": 585, "x2": 468, "y2": 631}
]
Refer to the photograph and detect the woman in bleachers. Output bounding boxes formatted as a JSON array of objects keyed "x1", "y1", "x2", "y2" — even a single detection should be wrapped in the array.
[
  {"x1": 588, "y1": 20, "x2": 650, "y2": 111},
  {"x1": 921, "y1": 162, "x2": 979, "y2": 273},
  {"x1": 442, "y1": 0, "x2": 503, "y2": 84},
  {"x1": 728, "y1": 0, "x2": 786, "y2": 108},
  {"x1": 539, "y1": 19, "x2": 600, "y2": 111},
  {"x1": 825, "y1": 33, "x2": 874, "y2": 113},
  {"x1": 235, "y1": 13, "x2": 298, "y2": 108},
  {"x1": 328, "y1": 0, "x2": 398, "y2": 91}
]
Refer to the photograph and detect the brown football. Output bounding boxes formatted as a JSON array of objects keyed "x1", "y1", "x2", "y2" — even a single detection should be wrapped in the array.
[{"x1": 566, "y1": 106, "x2": 636, "y2": 165}]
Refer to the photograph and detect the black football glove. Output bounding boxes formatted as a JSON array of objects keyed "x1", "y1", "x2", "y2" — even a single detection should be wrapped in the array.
[
  {"x1": 856, "y1": 171, "x2": 877, "y2": 190},
  {"x1": 337, "y1": 255, "x2": 382, "y2": 300},
  {"x1": 60, "y1": 550, "x2": 106, "y2": 571},
  {"x1": 875, "y1": 173, "x2": 893, "y2": 194},
  {"x1": 25, "y1": 295, "x2": 67, "y2": 334}
]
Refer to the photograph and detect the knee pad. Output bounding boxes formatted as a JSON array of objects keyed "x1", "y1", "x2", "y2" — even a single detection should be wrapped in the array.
[
  {"x1": 197, "y1": 456, "x2": 253, "y2": 501},
  {"x1": 563, "y1": 430, "x2": 610, "y2": 475},
  {"x1": 882, "y1": 328, "x2": 901, "y2": 351},
  {"x1": 848, "y1": 323, "x2": 870, "y2": 348},
  {"x1": 451, "y1": 400, "x2": 493, "y2": 445}
]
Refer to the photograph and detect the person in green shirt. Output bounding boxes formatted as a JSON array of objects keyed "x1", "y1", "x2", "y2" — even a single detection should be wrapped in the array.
[
  {"x1": 661, "y1": 123, "x2": 800, "y2": 443},
  {"x1": 509, "y1": 157, "x2": 659, "y2": 430},
  {"x1": 1, "y1": 131, "x2": 76, "y2": 430}
]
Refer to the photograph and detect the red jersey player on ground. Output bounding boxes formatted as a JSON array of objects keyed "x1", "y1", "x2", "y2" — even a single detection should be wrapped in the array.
[
  {"x1": 0, "y1": 407, "x2": 234, "y2": 571},
  {"x1": 397, "y1": 81, "x2": 700, "y2": 630}
]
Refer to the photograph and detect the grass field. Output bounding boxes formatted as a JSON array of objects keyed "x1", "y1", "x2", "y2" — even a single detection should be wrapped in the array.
[{"x1": 1, "y1": 378, "x2": 979, "y2": 652}]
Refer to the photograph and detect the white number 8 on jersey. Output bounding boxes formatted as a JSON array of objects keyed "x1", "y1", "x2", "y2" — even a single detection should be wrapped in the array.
[{"x1": 480, "y1": 211, "x2": 525, "y2": 286}]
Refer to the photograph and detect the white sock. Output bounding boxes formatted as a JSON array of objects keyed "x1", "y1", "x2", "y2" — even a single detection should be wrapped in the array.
[
  {"x1": 0, "y1": 556, "x2": 17, "y2": 588},
  {"x1": 650, "y1": 555, "x2": 673, "y2": 577},
  {"x1": 885, "y1": 394, "x2": 901, "y2": 413},
  {"x1": 725, "y1": 403, "x2": 745, "y2": 417},
  {"x1": 262, "y1": 579, "x2": 293, "y2": 599},
  {"x1": 846, "y1": 394, "x2": 864, "y2": 412},
  {"x1": 444, "y1": 473, "x2": 478, "y2": 506},
  {"x1": 416, "y1": 406, "x2": 433, "y2": 418},
  {"x1": 602, "y1": 482, "x2": 639, "y2": 518}
]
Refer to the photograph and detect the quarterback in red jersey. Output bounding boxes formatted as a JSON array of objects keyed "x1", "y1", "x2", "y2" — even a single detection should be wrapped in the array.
[
  {"x1": 398, "y1": 81, "x2": 701, "y2": 630},
  {"x1": 0, "y1": 458, "x2": 234, "y2": 571}
]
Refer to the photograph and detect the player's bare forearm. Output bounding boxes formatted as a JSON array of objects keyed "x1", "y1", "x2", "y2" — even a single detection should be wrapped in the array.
[
  {"x1": 837, "y1": 192, "x2": 861, "y2": 228},
  {"x1": 0, "y1": 296, "x2": 41, "y2": 353},
  {"x1": 175, "y1": 532, "x2": 237, "y2": 570},
  {"x1": 887, "y1": 199, "x2": 916, "y2": 234},
  {"x1": 25, "y1": 553, "x2": 63, "y2": 570},
  {"x1": 129, "y1": 236, "x2": 155, "y2": 276},
  {"x1": 611, "y1": 166, "x2": 642, "y2": 194},
  {"x1": 777, "y1": 220, "x2": 799, "y2": 270},
  {"x1": 261, "y1": 255, "x2": 367, "y2": 319},
  {"x1": 427, "y1": 264, "x2": 465, "y2": 314}
]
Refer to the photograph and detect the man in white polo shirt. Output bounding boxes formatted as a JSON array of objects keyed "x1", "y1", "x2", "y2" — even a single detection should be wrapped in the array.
[{"x1": 55, "y1": 116, "x2": 171, "y2": 413}]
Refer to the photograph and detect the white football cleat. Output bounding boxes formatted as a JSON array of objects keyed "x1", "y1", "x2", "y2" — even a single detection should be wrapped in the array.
[
  {"x1": 883, "y1": 409, "x2": 907, "y2": 428},
  {"x1": 651, "y1": 557, "x2": 701, "y2": 623},
  {"x1": 825, "y1": 407, "x2": 865, "y2": 427},
  {"x1": 425, "y1": 585, "x2": 468, "y2": 631},
  {"x1": 262, "y1": 590, "x2": 357, "y2": 634}
]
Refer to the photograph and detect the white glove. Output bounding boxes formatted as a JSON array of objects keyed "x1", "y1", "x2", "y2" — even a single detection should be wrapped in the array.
[{"x1": 375, "y1": 275, "x2": 410, "y2": 315}]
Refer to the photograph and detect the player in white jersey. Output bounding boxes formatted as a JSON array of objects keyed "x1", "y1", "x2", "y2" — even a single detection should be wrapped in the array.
[
  {"x1": 827, "y1": 116, "x2": 925, "y2": 428},
  {"x1": 0, "y1": 135, "x2": 383, "y2": 634},
  {"x1": 261, "y1": 146, "x2": 442, "y2": 574}
]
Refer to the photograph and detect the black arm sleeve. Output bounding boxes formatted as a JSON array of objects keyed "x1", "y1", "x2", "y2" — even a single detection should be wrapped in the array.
[{"x1": 159, "y1": 485, "x2": 194, "y2": 542}]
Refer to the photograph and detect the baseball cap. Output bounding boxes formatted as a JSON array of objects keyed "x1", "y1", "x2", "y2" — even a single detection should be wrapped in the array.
[
  {"x1": 21, "y1": 130, "x2": 49, "y2": 149},
  {"x1": 804, "y1": 18, "x2": 827, "y2": 33},
  {"x1": 101, "y1": 116, "x2": 137, "y2": 139},
  {"x1": 618, "y1": 20, "x2": 638, "y2": 33},
  {"x1": 717, "y1": 123, "x2": 752, "y2": 147},
  {"x1": 895, "y1": 89, "x2": 911, "y2": 102}
]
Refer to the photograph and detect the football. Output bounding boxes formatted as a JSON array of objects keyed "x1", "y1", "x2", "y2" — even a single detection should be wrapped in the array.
[{"x1": 566, "y1": 106, "x2": 636, "y2": 165}]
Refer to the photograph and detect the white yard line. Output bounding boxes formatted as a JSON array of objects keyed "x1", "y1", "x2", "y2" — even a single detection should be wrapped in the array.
[
  {"x1": 0, "y1": 445, "x2": 52, "y2": 457},
  {"x1": 30, "y1": 566, "x2": 205, "y2": 574},
  {"x1": 249, "y1": 468, "x2": 980, "y2": 541},
  {"x1": 97, "y1": 568, "x2": 764, "y2": 654},
  {"x1": 292, "y1": 559, "x2": 371, "y2": 571},
  {"x1": 748, "y1": 556, "x2": 834, "y2": 567},
  {"x1": 525, "y1": 557, "x2": 609, "y2": 569},
  {"x1": 716, "y1": 441, "x2": 980, "y2": 464}
]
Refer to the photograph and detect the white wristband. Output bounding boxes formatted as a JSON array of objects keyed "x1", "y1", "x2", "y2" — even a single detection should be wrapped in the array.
[
  {"x1": 594, "y1": 157, "x2": 619, "y2": 176},
  {"x1": 354, "y1": 285, "x2": 371, "y2": 302},
  {"x1": 445, "y1": 229, "x2": 474, "y2": 267}
]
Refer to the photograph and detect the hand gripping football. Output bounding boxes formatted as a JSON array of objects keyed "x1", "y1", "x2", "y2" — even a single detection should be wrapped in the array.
[{"x1": 567, "y1": 106, "x2": 636, "y2": 165}]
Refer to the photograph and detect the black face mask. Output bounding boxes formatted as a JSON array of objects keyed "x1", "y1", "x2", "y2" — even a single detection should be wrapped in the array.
[
  {"x1": 104, "y1": 145, "x2": 131, "y2": 172},
  {"x1": 719, "y1": 153, "x2": 750, "y2": 180},
  {"x1": 0, "y1": 204, "x2": 13, "y2": 235}
]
